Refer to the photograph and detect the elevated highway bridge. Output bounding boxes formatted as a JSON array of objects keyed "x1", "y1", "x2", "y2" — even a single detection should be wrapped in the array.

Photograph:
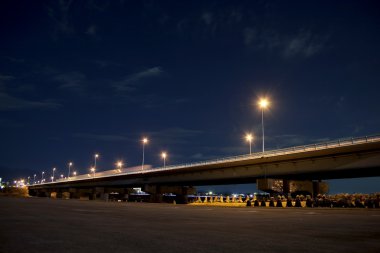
[{"x1": 28, "y1": 135, "x2": 380, "y2": 201}]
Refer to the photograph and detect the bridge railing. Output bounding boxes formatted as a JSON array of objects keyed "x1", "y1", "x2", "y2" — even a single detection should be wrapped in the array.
[{"x1": 33, "y1": 134, "x2": 380, "y2": 185}]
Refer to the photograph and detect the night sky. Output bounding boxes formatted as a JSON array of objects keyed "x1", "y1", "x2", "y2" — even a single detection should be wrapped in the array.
[{"x1": 1, "y1": 0, "x2": 379, "y2": 193}]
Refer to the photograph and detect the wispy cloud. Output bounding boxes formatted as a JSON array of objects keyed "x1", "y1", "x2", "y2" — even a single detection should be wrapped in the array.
[
  {"x1": 243, "y1": 28, "x2": 328, "y2": 59},
  {"x1": 0, "y1": 74, "x2": 14, "y2": 82},
  {"x1": 85, "y1": 25, "x2": 97, "y2": 36},
  {"x1": 201, "y1": 12, "x2": 213, "y2": 26},
  {"x1": 54, "y1": 71, "x2": 86, "y2": 93},
  {"x1": 113, "y1": 66, "x2": 163, "y2": 91},
  {"x1": 47, "y1": 0, "x2": 75, "y2": 37},
  {"x1": 73, "y1": 133, "x2": 132, "y2": 142},
  {"x1": 0, "y1": 92, "x2": 62, "y2": 111},
  {"x1": 0, "y1": 73, "x2": 61, "y2": 111},
  {"x1": 4, "y1": 56, "x2": 25, "y2": 63},
  {"x1": 0, "y1": 74, "x2": 14, "y2": 91},
  {"x1": 282, "y1": 31, "x2": 326, "y2": 58}
]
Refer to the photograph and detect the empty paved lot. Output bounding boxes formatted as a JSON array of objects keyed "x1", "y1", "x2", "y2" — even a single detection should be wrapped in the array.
[{"x1": 1, "y1": 197, "x2": 380, "y2": 253}]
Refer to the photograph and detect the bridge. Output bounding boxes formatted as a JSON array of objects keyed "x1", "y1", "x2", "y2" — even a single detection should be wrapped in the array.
[{"x1": 28, "y1": 135, "x2": 380, "y2": 202}]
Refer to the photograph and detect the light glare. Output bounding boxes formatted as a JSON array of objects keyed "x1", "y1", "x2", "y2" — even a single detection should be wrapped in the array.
[{"x1": 258, "y1": 98, "x2": 269, "y2": 109}]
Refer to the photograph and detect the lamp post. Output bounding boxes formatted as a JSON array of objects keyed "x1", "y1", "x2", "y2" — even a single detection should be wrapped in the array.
[
  {"x1": 141, "y1": 138, "x2": 148, "y2": 171},
  {"x1": 52, "y1": 167, "x2": 56, "y2": 182},
  {"x1": 27, "y1": 176, "x2": 30, "y2": 185},
  {"x1": 245, "y1": 134, "x2": 253, "y2": 154},
  {"x1": 161, "y1": 152, "x2": 167, "y2": 168},
  {"x1": 258, "y1": 98, "x2": 269, "y2": 153},
  {"x1": 51, "y1": 176, "x2": 54, "y2": 182},
  {"x1": 41, "y1": 171, "x2": 45, "y2": 182},
  {"x1": 68, "y1": 162, "x2": 72, "y2": 179},
  {"x1": 73, "y1": 171, "x2": 77, "y2": 177},
  {"x1": 33, "y1": 174, "x2": 36, "y2": 184},
  {"x1": 60, "y1": 174, "x2": 64, "y2": 179},
  {"x1": 94, "y1": 154, "x2": 99, "y2": 170}
]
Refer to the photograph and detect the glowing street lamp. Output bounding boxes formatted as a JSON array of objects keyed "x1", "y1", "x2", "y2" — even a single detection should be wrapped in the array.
[
  {"x1": 33, "y1": 174, "x2": 36, "y2": 184},
  {"x1": 90, "y1": 167, "x2": 95, "y2": 178},
  {"x1": 245, "y1": 134, "x2": 253, "y2": 154},
  {"x1": 116, "y1": 161, "x2": 123, "y2": 172},
  {"x1": 68, "y1": 162, "x2": 73, "y2": 179},
  {"x1": 73, "y1": 171, "x2": 77, "y2": 176},
  {"x1": 41, "y1": 171, "x2": 45, "y2": 182},
  {"x1": 161, "y1": 152, "x2": 167, "y2": 168},
  {"x1": 60, "y1": 174, "x2": 64, "y2": 179},
  {"x1": 51, "y1": 176, "x2": 54, "y2": 182},
  {"x1": 141, "y1": 138, "x2": 148, "y2": 171},
  {"x1": 258, "y1": 98, "x2": 270, "y2": 153}
]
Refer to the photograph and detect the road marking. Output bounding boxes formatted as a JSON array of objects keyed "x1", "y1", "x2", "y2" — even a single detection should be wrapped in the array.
[{"x1": 305, "y1": 212, "x2": 318, "y2": 215}]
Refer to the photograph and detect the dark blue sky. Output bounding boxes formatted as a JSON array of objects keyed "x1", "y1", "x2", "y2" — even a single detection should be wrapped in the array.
[{"x1": 1, "y1": 0, "x2": 379, "y2": 193}]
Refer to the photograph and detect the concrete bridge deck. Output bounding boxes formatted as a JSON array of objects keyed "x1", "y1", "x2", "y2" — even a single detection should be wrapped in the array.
[{"x1": 29, "y1": 135, "x2": 380, "y2": 190}]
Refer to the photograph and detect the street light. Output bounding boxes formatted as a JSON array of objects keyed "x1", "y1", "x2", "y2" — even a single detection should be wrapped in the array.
[
  {"x1": 33, "y1": 174, "x2": 36, "y2": 184},
  {"x1": 258, "y1": 98, "x2": 270, "y2": 153},
  {"x1": 27, "y1": 176, "x2": 30, "y2": 185},
  {"x1": 141, "y1": 138, "x2": 148, "y2": 171},
  {"x1": 51, "y1": 176, "x2": 54, "y2": 182},
  {"x1": 245, "y1": 134, "x2": 253, "y2": 154},
  {"x1": 52, "y1": 168, "x2": 56, "y2": 182},
  {"x1": 116, "y1": 161, "x2": 123, "y2": 172},
  {"x1": 60, "y1": 174, "x2": 64, "y2": 179},
  {"x1": 73, "y1": 171, "x2": 77, "y2": 176},
  {"x1": 161, "y1": 152, "x2": 167, "y2": 168},
  {"x1": 90, "y1": 167, "x2": 95, "y2": 178},
  {"x1": 68, "y1": 162, "x2": 73, "y2": 179},
  {"x1": 41, "y1": 171, "x2": 45, "y2": 182}
]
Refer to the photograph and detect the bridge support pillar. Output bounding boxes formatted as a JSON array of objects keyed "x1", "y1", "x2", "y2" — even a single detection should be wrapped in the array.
[
  {"x1": 283, "y1": 179, "x2": 290, "y2": 195},
  {"x1": 312, "y1": 181, "x2": 329, "y2": 197},
  {"x1": 143, "y1": 185, "x2": 162, "y2": 202},
  {"x1": 68, "y1": 188, "x2": 77, "y2": 199}
]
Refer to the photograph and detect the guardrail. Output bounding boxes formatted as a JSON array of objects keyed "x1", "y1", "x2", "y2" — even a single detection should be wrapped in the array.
[{"x1": 32, "y1": 134, "x2": 380, "y2": 185}]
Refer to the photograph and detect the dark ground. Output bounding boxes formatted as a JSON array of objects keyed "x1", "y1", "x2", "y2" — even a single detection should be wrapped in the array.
[{"x1": 1, "y1": 197, "x2": 380, "y2": 253}]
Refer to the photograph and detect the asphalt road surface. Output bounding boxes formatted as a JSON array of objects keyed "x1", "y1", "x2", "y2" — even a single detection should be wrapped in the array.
[{"x1": 1, "y1": 197, "x2": 380, "y2": 253}]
